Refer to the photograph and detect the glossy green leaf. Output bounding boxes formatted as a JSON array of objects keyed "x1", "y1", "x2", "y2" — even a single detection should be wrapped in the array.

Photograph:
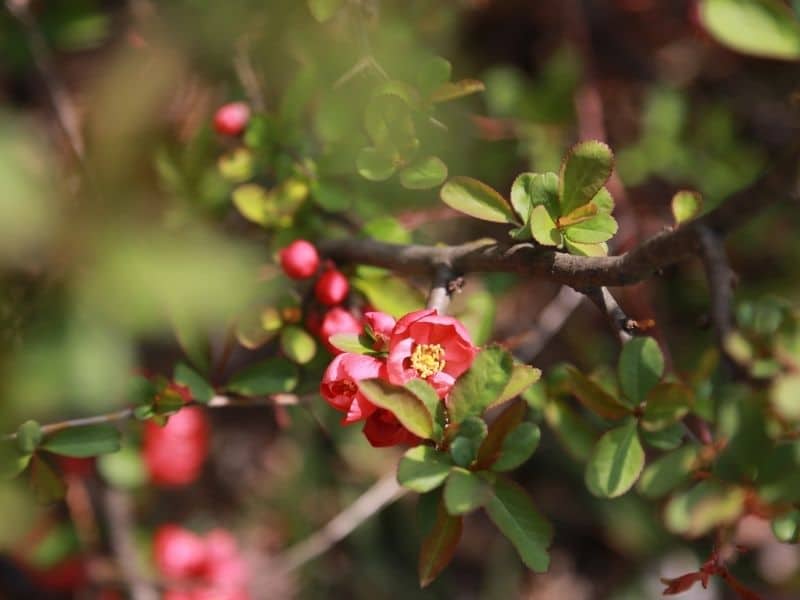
[
  {"x1": 174, "y1": 362, "x2": 214, "y2": 404},
  {"x1": 590, "y1": 187, "x2": 615, "y2": 214},
  {"x1": 492, "y1": 363, "x2": 542, "y2": 408},
  {"x1": 698, "y1": 0, "x2": 800, "y2": 60},
  {"x1": 771, "y1": 373, "x2": 800, "y2": 421},
  {"x1": 562, "y1": 213, "x2": 618, "y2": 244},
  {"x1": 559, "y1": 141, "x2": 614, "y2": 215},
  {"x1": 665, "y1": 481, "x2": 745, "y2": 537},
  {"x1": 226, "y1": 358, "x2": 299, "y2": 395},
  {"x1": 485, "y1": 477, "x2": 553, "y2": 572},
  {"x1": 356, "y1": 147, "x2": 397, "y2": 182},
  {"x1": 529, "y1": 205, "x2": 561, "y2": 246},
  {"x1": 418, "y1": 501, "x2": 463, "y2": 587},
  {"x1": 352, "y1": 276, "x2": 424, "y2": 318},
  {"x1": 543, "y1": 399, "x2": 595, "y2": 461},
  {"x1": 637, "y1": 444, "x2": 700, "y2": 499},
  {"x1": 417, "y1": 56, "x2": 452, "y2": 97},
  {"x1": 772, "y1": 509, "x2": 800, "y2": 543},
  {"x1": 0, "y1": 441, "x2": 31, "y2": 480},
  {"x1": 328, "y1": 332, "x2": 374, "y2": 355},
  {"x1": 217, "y1": 148, "x2": 253, "y2": 182},
  {"x1": 641, "y1": 422, "x2": 686, "y2": 450},
  {"x1": 16, "y1": 420, "x2": 42, "y2": 455},
  {"x1": 308, "y1": 0, "x2": 345, "y2": 22},
  {"x1": 492, "y1": 422, "x2": 540, "y2": 472},
  {"x1": 510, "y1": 172, "x2": 536, "y2": 222},
  {"x1": 444, "y1": 468, "x2": 493, "y2": 515},
  {"x1": 280, "y1": 325, "x2": 317, "y2": 365},
  {"x1": 398, "y1": 445, "x2": 452, "y2": 492},
  {"x1": 641, "y1": 382, "x2": 694, "y2": 431},
  {"x1": 399, "y1": 156, "x2": 448, "y2": 190},
  {"x1": 97, "y1": 445, "x2": 147, "y2": 490},
  {"x1": 42, "y1": 424, "x2": 121, "y2": 458},
  {"x1": 405, "y1": 379, "x2": 444, "y2": 442},
  {"x1": 671, "y1": 190, "x2": 703, "y2": 225},
  {"x1": 358, "y1": 378, "x2": 433, "y2": 439},
  {"x1": 449, "y1": 416, "x2": 488, "y2": 467},
  {"x1": 585, "y1": 419, "x2": 645, "y2": 498},
  {"x1": 440, "y1": 177, "x2": 518, "y2": 224},
  {"x1": 564, "y1": 239, "x2": 608, "y2": 256},
  {"x1": 564, "y1": 365, "x2": 630, "y2": 420},
  {"x1": 447, "y1": 347, "x2": 514, "y2": 424},
  {"x1": 618, "y1": 337, "x2": 664, "y2": 407},
  {"x1": 430, "y1": 79, "x2": 485, "y2": 103},
  {"x1": 232, "y1": 184, "x2": 274, "y2": 227}
]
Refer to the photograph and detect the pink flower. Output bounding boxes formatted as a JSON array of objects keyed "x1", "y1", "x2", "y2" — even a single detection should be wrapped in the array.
[
  {"x1": 320, "y1": 353, "x2": 382, "y2": 423},
  {"x1": 386, "y1": 308, "x2": 477, "y2": 397},
  {"x1": 363, "y1": 311, "x2": 395, "y2": 351},
  {"x1": 153, "y1": 525, "x2": 207, "y2": 580},
  {"x1": 363, "y1": 410, "x2": 420, "y2": 447},
  {"x1": 319, "y1": 307, "x2": 363, "y2": 354}
]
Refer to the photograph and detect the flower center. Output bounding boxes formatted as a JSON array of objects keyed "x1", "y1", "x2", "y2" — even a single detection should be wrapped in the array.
[{"x1": 410, "y1": 343, "x2": 446, "y2": 378}]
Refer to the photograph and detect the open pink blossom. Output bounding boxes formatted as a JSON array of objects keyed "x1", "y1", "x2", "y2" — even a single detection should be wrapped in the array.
[
  {"x1": 363, "y1": 311, "x2": 395, "y2": 351},
  {"x1": 320, "y1": 353, "x2": 383, "y2": 423},
  {"x1": 387, "y1": 308, "x2": 477, "y2": 397},
  {"x1": 363, "y1": 409, "x2": 420, "y2": 447}
]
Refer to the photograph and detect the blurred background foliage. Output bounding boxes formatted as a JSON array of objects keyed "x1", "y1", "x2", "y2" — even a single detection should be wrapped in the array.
[{"x1": 0, "y1": 0, "x2": 799, "y2": 598}]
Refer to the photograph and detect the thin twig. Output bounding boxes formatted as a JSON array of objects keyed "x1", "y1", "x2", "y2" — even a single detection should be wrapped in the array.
[
  {"x1": 697, "y1": 226, "x2": 736, "y2": 348},
  {"x1": 276, "y1": 471, "x2": 405, "y2": 573},
  {"x1": 5, "y1": 0, "x2": 84, "y2": 163},
  {"x1": 104, "y1": 489, "x2": 159, "y2": 600},
  {"x1": 426, "y1": 264, "x2": 460, "y2": 313},
  {"x1": 581, "y1": 287, "x2": 633, "y2": 343}
]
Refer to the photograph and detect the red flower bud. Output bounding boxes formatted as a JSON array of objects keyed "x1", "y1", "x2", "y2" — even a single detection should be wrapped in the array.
[
  {"x1": 279, "y1": 240, "x2": 320, "y2": 280},
  {"x1": 314, "y1": 269, "x2": 349, "y2": 306},
  {"x1": 213, "y1": 102, "x2": 250, "y2": 136},
  {"x1": 153, "y1": 525, "x2": 207, "y2": 580},
  {"x1": 143, "y1": 407, "x2": 210, "y2": 487},
  {"x1": 319, "y1": 307, "x2": 362, "y2": 354}
]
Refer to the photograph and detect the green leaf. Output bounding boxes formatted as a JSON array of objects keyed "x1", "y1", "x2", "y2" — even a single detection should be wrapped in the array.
[
  {"x1": 97, "y1": 445, "x2": 147, "y2": 490},
  {"x1": 430, "y1": 79, "x2": 485, "y2": 103},
  {"x1": 217, "y1": 148, "x2": 253, "y2": 182},
  {"x1": 485, "y1": 477, "x2": 553, "y2": 572},
  {"x1": 617, "y1": 337, "x2": 664, "y2": 407},
  {"x1": 226, "y1": 358, "x2": 299, "y2": 395},
  {"x1": 698, "y1": 0, "x2": 800, "y2": 60},
  {"x1": 449, "y1": 416, "x2": 488, "y2": 467},
  {"x1": 405, "y1": 379, "x2": 444, "y2": 442},
  {"x1": 641, "y1": 382, "x2": 694, "y2": 431},
  {"x1": 637, "y1": 444, "x2": 700, "y2": 499},
  {"x1": 440, "y1": 177, "x2": 518, "y2": 224},
  {"x1": 492, "y1": 422, "x2": 540, "y2": 472},
  {"x1": 398, "y1": 156, "x2": 448, "y2": 190},
  {"x1": 447, "y1": 347, "x2": 514, "y2": 425},
  {"x1": 771, "y1": 373, "x2": 800, "y2": 422},
  {"x1": 444, "y1": 468, "x2": 493, "y2": 515},
  {"x1": 590, "y1": 187, "x2": 615, "y2": 214},
  {"x1": 16, "y1": 420, "x2": 42, "y2": 455},
  {"x1": 475, "y1": 400, "x2": 527, "y2": 470},
  {"x1": 671, "y1": 190, "x2": 703, "y2": 225},
  {"x1": 492, "y1": 363, "x2": 542, "y2": 408},
  {"x1": 772, "y1": 509, "x2": 800, "y2": 543},
  {"x1": 174, "y1": 362, "x2": 214, "y2": 404},
  {"x1": 543, "y1": 399, "x2": 595, "y2": 461},
  {"x1": 29, "y1": 455, "x2": 66, "y2": 504},
  {"x1": 585, "y1": 419, "x2": 645, "y2": 498},
  {"x1": 235, "y1": 305, "x2": 281, "y2": 350},
  {"x1": 232, "y1": 184, "x2": 274, "y2": 227},
  {"x1": 562, "y1": 213, "x2": 618, "y2": 244},
  {"x1": 42, "y1": 425, "x2": 121, "y2": 458},
  {"x1": 280, "y1": 325, "x2": 317, "y2": 365},
  {"x1": 510, "y1": 173, "x2": 536, "y2": 223},
  {"x1": 356, "y1": 147, "x2": 397, "y2": 182},
  {"x1": 641, "y1": 422, "x2": 686, "y2": 450},
  {"x1": 328, "y1": 332, "x2": 374, "y2": 355},
  {"x1": 563, "y1": 239, "x2": 608, "y2": 257},
  {"x1": 665, "y1": 481, "x2": 745, "y2": 537},
  {"x1": 398, "y1": 445, "x2": 452, "y2": 492},
  {"x1": 0, "y1": 441, "x2": 32, "y2": 480},
  {"x1": 418, "y1": 501, "x2": 463, "y2": 587},
  {"x1": 308, "y1": 0, "x2": 344, "y2": 22},
  {"x1": 352, "y1": 276, "x2": 425, "y2": 318},
  {"x1": 529, "y1": 172, "x2": 560, "y2": 211},
  {"x1": 529, "y1": 205, "x2": 561, "y2": 246},
  {"x1": 564, "y1": 365, "x2": 630, "y2": 420},
  {"x1": 559, "y1": 141, "x2": 614, "y2": 216},
  {"x1": 417, "y1": 56, "x2": 452, "y2": 97},
  {"x1": 358, "y1": 379, "x2": 434, "y2": 439}
]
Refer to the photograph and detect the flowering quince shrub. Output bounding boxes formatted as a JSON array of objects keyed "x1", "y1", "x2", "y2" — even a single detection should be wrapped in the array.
[
  {"x1": 2, "y1": 1, "x2": 800, "y2": 598},
  {"x1": 322, "y1": 308, "x2": 548, "y2": 583}
]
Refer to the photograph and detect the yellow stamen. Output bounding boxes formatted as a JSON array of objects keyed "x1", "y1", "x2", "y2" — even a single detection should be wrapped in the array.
[{"x1": 410, "y1": 343, "x2": 446, "y2": 378}]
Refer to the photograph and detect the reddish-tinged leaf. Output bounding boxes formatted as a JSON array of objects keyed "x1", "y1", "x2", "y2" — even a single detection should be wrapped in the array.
[
  {"x1": 474, "y1": 400, "x2": 526, "y2": 470},
  {"x1": 564, "y1": 366, "x2": 630, "y2": 420},
  {"x1": 661, "y1": 572, "x2": 705, "y2": 595},
  {"x1": 418, "y1": 502, "x2": 463, "y2": 587}
]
